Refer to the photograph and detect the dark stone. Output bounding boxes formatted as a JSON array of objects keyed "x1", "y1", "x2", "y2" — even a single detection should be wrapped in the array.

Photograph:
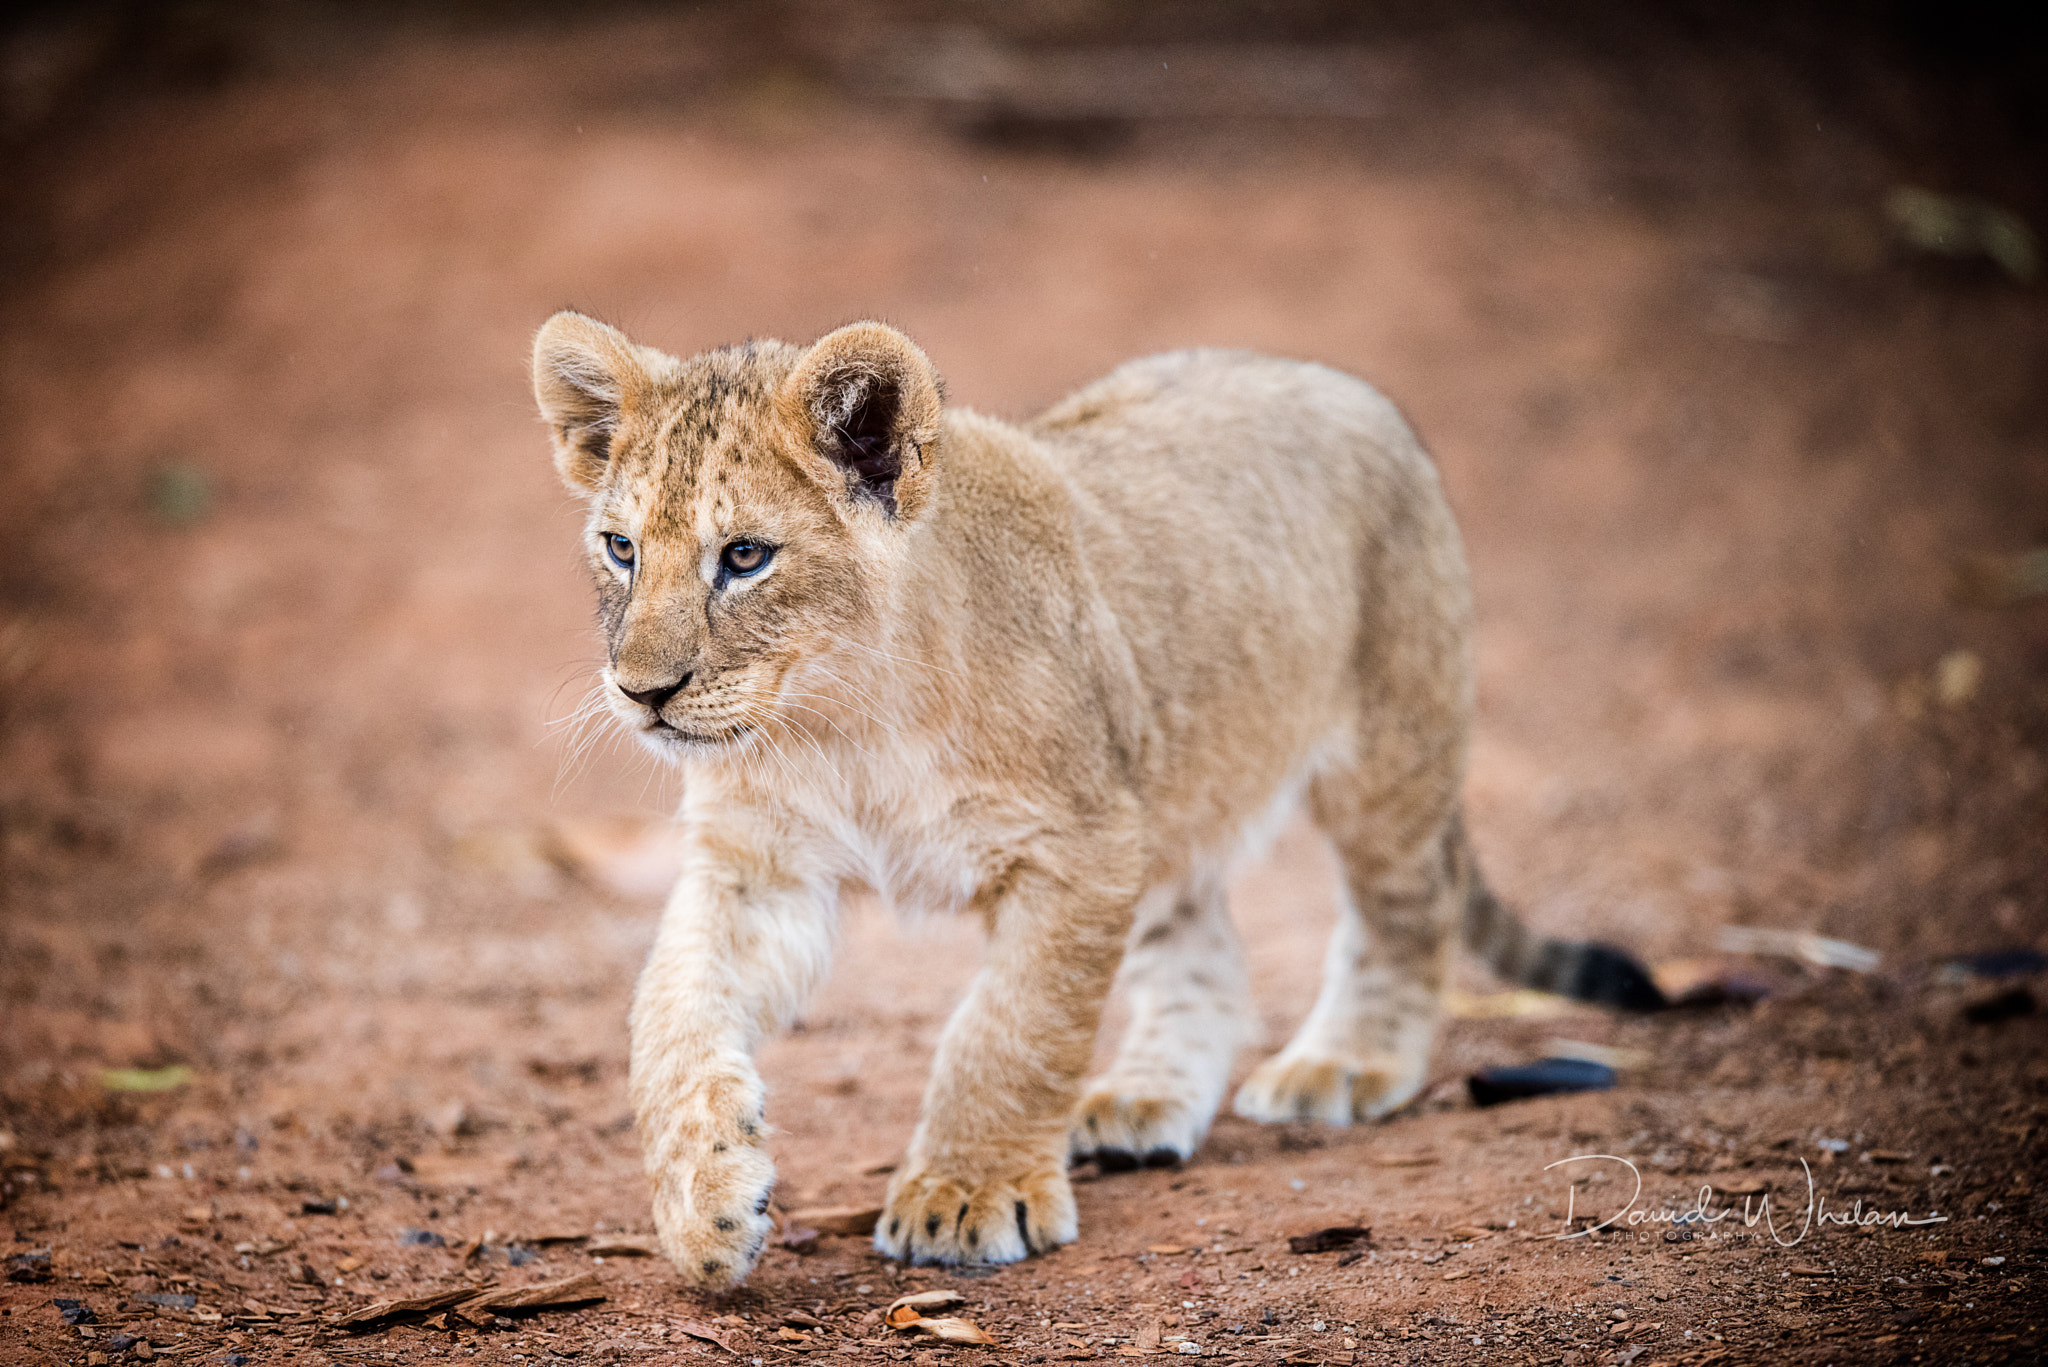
[{"x1": 1467, "y1": 1058, "x2": 1617, "y2": 1107}]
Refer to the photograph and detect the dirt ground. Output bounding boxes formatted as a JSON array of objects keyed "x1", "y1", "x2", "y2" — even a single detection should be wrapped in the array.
[{"x1": 3, "y1": 5, "x2": 2047, "y2": 1367}]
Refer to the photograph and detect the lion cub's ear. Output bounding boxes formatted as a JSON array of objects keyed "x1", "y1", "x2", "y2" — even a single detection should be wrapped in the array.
[
  {"x1": 783, "y1": 322, "x2": 944, "y2": 520},
  {"x1": 532, "y1": 312, "x2": 668, "y2": 494}
]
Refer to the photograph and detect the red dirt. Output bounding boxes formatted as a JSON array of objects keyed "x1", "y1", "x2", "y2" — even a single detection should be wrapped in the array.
[{"x1": 3, "y1": 8, "x2": 2045, "y2": 1367}]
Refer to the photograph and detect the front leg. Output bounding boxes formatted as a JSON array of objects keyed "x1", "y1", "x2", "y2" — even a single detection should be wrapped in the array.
[
  {"x1": 876, "y1": 854, "x2": 1137, "y2": 1265},
  {"x1": 630, "y1": 813, "x2": 834, "y2": 1290}
]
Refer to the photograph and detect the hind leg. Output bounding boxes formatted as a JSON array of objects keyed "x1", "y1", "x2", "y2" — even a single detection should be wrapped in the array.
[
  {"x1": 1070, "y1": 876, "x2": 1252, "y2": 1169},
  {"x1": 1234, "y1": 793, "x2": 1460, "y2": 1125}
]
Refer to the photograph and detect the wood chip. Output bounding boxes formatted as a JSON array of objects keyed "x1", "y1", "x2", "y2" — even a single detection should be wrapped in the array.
[
  {"x1": 1447, "y1": 1225, "x2": 1494, "y2": 1241},
  {"x1": 1135, "y1": 1318, "x2": 1164, "y2": 1351},
  {"x1": 332, "y1": 1285, "x2": 491, "y2": 1329},
  {"x1": 1147, "y1": 1244, "x2": 1188, "y2": 1255},
  {"x1": 788, "y1": 1205, "x2": 883, "y2": 1237},
  {"x1": 1287, "y1": 1226, "x2": 1371, "y2": 1255},
  {"x1": 1369, "y1": 1151, "x2": 1439, "y2": 1168},
  {"x1": 460, "y1": 1272, "x2": 605, "y2": 1314},
  {"x1": 1788, "y1": 1264, "x2": 1830, "y2": 1277},
  {"x1": 585, "y1": 1236, "x2": 658, "y2": 1258},
  {"x1": 1709, "y1": 1176, "x2": 1770, "y2": 1196}
]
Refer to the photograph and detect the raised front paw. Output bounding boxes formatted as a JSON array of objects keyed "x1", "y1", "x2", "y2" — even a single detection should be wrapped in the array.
[
  {"x1": 874, "y1": 1157, "x2": 1077, "y2": 1265},
  {"x1": 1068, "y1": 1080, "x2": 1210, "y2": 1171},
  {"x1": 641, "y1": 1101, "x2": 777, "y2": 1289},
  {"x1": 1231, "y1": 1049, "x2": 1427, "y2": 1125}
]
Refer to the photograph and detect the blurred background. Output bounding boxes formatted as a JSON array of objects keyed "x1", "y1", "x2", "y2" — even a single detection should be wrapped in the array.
[{"x1": 0, "y1": 0, "x2": 2045, "y2": 1326}]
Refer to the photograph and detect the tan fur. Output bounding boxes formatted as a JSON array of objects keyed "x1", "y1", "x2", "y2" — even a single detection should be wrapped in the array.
[{"x1": 532, "y1": 314, "x2": 1508, "y2": 1289}]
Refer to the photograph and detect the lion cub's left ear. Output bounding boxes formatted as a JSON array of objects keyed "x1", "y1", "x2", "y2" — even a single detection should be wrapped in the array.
[{"x1": 783, "y1": 322, "x2": 944, "y2": 521}]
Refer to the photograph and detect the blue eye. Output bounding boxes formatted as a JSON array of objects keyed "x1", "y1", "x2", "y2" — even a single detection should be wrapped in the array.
[
  {"x1": 606, "y1": 534, "x2": 635, "y2": 569},
  {"x1": 721, "y1": 541, "x2": 773, "y2": 577}
]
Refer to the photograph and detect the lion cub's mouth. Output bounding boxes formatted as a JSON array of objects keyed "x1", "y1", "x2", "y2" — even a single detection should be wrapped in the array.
[{"x1": 645, "y1": 717, "x2": 749, "y2": 746}]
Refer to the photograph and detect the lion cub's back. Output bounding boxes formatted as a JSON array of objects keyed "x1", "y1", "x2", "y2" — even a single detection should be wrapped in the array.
[
  {"x1": 1031, "y1": 348, "x2": 1442, "y2": 550},
  {"x1": 1028, "y1": 349, "x2": 1471, "y2": 819}
]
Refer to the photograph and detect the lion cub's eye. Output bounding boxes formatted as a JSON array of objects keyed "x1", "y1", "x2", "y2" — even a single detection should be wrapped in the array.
[
  {"x1": 605, "y1": 534, "x2": 635, "y2": 569},
  {"x1": 721, "y1": 540, "x2": 773, "y2": 577}
]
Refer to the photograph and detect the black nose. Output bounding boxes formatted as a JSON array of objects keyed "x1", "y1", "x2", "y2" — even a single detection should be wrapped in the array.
[{"x1": 619, "y1": 675, "x2": 689, "y2": 710}]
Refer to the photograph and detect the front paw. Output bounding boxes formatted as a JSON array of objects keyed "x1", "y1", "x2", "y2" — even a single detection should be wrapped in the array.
[
  {"x1": 874, "y1": 1155, "x2": 1077, "y2": 1265},
  {"x1": 642, "y1": 1107, "x2": 777, "y2": 1289}
]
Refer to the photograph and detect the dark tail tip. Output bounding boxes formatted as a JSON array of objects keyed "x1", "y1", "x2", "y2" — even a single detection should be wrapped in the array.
[{"x1": 1569, "y1": 943, "x2": 1669, "y2": 1013}]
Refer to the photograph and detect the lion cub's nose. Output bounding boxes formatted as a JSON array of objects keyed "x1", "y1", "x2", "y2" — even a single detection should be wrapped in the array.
[{"x1": 619, "y1": 675, "x2": 689, "y2": 710}]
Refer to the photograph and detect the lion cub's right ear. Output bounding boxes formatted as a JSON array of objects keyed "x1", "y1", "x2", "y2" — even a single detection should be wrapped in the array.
[{"x1": 532, "y1": 312, "x2": 667, "y2": 494}]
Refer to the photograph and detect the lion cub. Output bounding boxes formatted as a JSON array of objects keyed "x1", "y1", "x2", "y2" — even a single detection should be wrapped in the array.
[{"x1": 531, "y1": 315, "x2": 1658, "y2": 1288}]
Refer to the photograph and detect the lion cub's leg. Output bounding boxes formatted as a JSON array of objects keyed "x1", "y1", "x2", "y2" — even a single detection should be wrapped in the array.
[
  {"x1": 876, "y1": 854, "x2": 1138, "y2": 1267},
  {"x1": 1233, "y1": 804, "x2": 1459, "y2": 1125},
  {"x1": 631, "y1": 820, "x2": 836, "y2": 1290},
  {"x1": 1070, "y1": 876, "x2": 1251, "y2": 1170}
]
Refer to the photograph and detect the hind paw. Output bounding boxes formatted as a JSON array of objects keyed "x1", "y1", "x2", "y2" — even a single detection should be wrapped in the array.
[
  {"x1": 1232, "y1": 1050, "x2": 1426, "y2": 1125},
  {"x1": 1068, "y1": 1081, "x2": 1211, "y2": 1170}
]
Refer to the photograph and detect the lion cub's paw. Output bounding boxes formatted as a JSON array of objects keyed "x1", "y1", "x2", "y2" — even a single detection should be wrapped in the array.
[
  {"x1": 646, "y1": 1128, "x2": 777, "y2": 1290},
  {"x1": 1232, "y1": 1050, "x2": 1427, "y2": 1126},
  {"x1": 1068, "y1": 1082, "x2": 1208, "y2": 1171},
  {"x1": 874, "y1": 1159, "x2": 1077, "y2": 1265}
]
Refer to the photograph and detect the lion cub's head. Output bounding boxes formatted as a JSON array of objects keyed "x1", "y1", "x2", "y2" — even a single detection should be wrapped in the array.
[{"x1": 532, "y1": 314, "x2": 944, "y2": 757}]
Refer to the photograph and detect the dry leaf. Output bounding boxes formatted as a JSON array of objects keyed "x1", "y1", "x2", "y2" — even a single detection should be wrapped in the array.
[
  {"x1": 674, "y1": 1318, "x2": 742, "y2": 1352},
  {"x1": 1444, "y1": 989, "x2": 1583, "y2": 1019},
  {"x1": 901, "y1": 1316, "x2": 996, "y2": 1345},
  {"x1": 585, "y1": 1236, "x2": 658, "y2": 1258},
  {"x1": 335, "y1": 1257, "x2": 363, "y2": 1273},
  {"x1": 1447, "y1": 1225, "x2": 1494, "y2": 1241},
  {"x1": 1716, "y1": 926, "x2": 1879, "y2": 973},
  {"x1": 1441, "y1": 1268, "x2": 1470, "y2": 1281},
  {"x1": 789, "y1": 1204, "x2": 884, "y2": 1237},
  {"x1": 461, "y1": 1272, "x2": 605, "y2": 1313},
  {"x1": 887, "y1": 1289, "x2": 967, "y2": 1319},
  {"x1": 775, "y1": 1327, "x2": 812, "y2": 1342},
  {"x1": 333, "y1": 1284, "x2": 492, "y2": 1328},
  {"x1": 405, "y1": 1151, "x2": 514, "y2": 1188},
  {"x1": 1146, "y1": 1244, "x2": 1187, "y2": 1255}
]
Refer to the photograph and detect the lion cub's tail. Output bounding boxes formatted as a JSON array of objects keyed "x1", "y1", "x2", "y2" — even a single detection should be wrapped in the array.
[{"x1": 1451, "y1": 821, "x2": 1668, "y2": 1012}]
